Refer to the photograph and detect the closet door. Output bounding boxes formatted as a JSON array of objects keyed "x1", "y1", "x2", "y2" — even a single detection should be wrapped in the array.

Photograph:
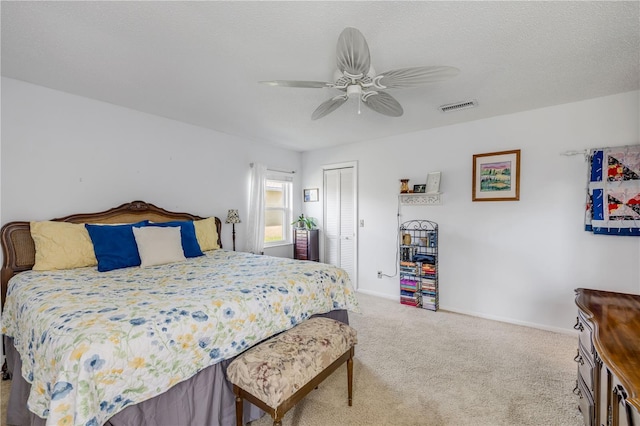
[
  {"x1": 324, "y1": 169, "x2": 340, "y2": 267},
  {"x1": 323, "y1": 165, "x2": 357, "y2": 287}
]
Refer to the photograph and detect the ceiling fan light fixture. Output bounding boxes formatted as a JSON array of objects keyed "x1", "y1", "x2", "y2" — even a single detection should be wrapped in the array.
[{"x1": 346, "y1": 85, "x2": 362, "y2": 98}]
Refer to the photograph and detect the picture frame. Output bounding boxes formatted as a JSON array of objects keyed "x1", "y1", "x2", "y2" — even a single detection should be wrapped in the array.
[
  {"x1": 472, "y1": 149, "x2": 520, "y2": 201},
  {"x1": 303, "y1": 188, "x2": 319, "y2": 202},
  {"x1": 426, "y1": 171, "x2": 441, "y2": 194},
  {"x1": 413, "y1": 184, "x2": 426, "y2": 193}
]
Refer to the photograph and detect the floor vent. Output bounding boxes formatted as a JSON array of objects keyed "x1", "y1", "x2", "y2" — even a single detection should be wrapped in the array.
[{"x1": 439, "y1": 99, "x2": 478, "y2": 113}]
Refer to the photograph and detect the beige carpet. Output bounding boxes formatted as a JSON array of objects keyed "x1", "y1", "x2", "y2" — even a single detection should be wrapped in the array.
[{"x1": 1, "y1": 292, "x2": 582, "y2": 426}]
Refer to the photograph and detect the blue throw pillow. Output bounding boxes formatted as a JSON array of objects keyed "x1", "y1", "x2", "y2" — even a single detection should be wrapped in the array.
[
  {"x1": 147, "y1": 221, "x2": 203, "y2": 258},
  {"x1": 85, "y1": 221, "x2": 148, "y2": 272}
]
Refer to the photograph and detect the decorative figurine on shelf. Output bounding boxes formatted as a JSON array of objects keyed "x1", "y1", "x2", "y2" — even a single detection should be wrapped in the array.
[{"x1": 400, "y1": 179, "x2": 410, "y2": 193}]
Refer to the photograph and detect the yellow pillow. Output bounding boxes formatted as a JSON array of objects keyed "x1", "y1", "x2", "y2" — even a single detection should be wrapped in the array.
[
  {"x1": 194, "y1": 217, "x2": 220, "y2": 251},
  {"x1": 30, "y1": 221, "x2": 98, "y2": 270}
]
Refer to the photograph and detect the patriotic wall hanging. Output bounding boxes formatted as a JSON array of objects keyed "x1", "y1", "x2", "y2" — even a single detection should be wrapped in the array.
[{"x1": 585, "y1": 145, "x2": 640, "y2": 236}]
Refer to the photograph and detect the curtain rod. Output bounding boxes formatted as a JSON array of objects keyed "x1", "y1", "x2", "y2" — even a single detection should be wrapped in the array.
[
  {"x1": 560, "y1": 149, "x2": 588, "y2": 157},
  {"x1": 560, "y1": 149, "x2": 589, "y2": 161},
  {"x1": 249, "y1": 162, "x2": 296, "y2": 174},
  {"x1": 561, "y1": 144, "x2": 639, "y2": 158}
]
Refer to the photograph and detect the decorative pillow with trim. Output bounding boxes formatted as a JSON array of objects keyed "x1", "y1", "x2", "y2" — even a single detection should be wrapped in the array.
[
  {"x1": 132, "y1": 226, "x2": 186, "y2": 267},
  {"x1": 30, "y1": 221, "x2": 98, "y2": 271},
  {"x1": 147, "y1": 221, "x2": 203, "y2": 257},
  {"x1": 85, "y1": 221, "x2": 148, "y2": 272},
  {"x1": 193, "y1": 217, "x2": 220, "y2": 251}
]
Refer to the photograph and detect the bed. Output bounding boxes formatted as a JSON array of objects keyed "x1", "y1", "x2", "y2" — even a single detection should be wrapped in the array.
[{"x1": 1, "y1": 200, "x2": 359, "y2": 426}]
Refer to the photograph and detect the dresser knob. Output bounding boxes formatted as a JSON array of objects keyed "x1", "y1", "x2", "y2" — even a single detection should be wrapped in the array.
[{"x1": 573, "y1": 317, "x2": 584, "y2": 332}]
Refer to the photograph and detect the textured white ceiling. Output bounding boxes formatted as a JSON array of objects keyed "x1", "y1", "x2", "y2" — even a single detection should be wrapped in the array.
[{"x1": 2, "y1": 1, "x2": 639, "y2": 151}]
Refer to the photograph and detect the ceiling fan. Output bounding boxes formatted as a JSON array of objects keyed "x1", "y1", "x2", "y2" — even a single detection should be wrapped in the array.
[{"x1": 260, "y1": 27, "x2": 460, "y2": 120}]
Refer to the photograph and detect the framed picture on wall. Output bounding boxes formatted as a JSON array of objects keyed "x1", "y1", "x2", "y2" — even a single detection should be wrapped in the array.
[
  {"x1": 304, "y1": 188, "x2": 319, "y2": 202},
  {"x1": 426, "y1": 172, "x2": 441, "y2": 194},
  {"x1": 472, "y1": 149, "x2": 521, "y2": 201}
]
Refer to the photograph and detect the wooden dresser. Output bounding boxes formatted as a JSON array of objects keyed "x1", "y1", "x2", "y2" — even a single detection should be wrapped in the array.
[
  {"x1": 574, "y1": 288, "x2": 640, "y2": 426},
  {"x1": 293, "y1": 229, "x2": 319, "y2": 262}
]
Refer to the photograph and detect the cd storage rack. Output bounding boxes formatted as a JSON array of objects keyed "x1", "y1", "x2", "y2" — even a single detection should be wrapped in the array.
[{"x1": 399, "y1": 220, "x2": 438, "y2": 311}]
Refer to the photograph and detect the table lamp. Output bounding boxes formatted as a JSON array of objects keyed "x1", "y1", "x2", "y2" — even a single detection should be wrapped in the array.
[{"x1": 225, "y1": 209, "x2": 241, "y2": 251}]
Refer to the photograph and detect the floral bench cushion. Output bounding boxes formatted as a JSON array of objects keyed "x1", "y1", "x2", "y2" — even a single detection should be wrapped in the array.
[{"x1": 226, "y1": 317, "x2": 357, "y2": 408}]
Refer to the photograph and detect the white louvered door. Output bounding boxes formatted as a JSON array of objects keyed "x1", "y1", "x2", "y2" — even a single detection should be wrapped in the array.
[
  {"x1": 324, "y1": 169, "x2": 340, "y2": 267},
  {"x1": 323, "y1": 165, "x2": 357, "y2": 288}
]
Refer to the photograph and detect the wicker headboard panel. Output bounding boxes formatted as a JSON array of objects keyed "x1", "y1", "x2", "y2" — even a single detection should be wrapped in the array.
[{"x1": 1, "y1": 200, "x2": 222, "y2": 309}]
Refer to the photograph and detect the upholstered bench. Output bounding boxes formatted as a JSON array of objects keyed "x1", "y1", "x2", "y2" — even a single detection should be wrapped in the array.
[{"x1": 226, "y1": 317, "x2": 358, "y2": 426}]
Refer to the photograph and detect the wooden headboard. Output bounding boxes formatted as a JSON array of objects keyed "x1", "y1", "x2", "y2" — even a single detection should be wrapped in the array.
[{"x1": 1, "y1": 200, "x2": 222, "y2": 309}]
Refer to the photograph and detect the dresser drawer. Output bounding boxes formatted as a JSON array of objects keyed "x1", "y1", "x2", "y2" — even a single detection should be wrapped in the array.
[
  {"x1": 576, "y1": 375, "x2": 594, "y2": 426},
  {"x1": 575, "y1": 312, "x2": 593, "y2": 355},
  {"x1": 575, "y1": 345, "x2": 594, "y2": 392}
]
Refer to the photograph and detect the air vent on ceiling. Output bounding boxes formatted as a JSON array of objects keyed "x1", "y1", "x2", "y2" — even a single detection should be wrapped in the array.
[{"x1": 439, "y1": 99, "x2": 478, "y2": 113}]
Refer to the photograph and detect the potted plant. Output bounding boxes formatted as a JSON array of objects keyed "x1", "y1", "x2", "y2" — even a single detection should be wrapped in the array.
[{"x1": 292, "y1": 214, "x2": 316, "y2": 230}]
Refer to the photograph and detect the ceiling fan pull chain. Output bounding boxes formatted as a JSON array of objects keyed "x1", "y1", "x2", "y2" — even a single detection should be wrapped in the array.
[{"x1": 358, "y1": 95, "x2": 361, "y2": 114}]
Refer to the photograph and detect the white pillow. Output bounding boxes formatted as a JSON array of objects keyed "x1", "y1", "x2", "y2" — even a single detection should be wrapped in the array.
[{"x1": 132, "y1": 226, "x2": 186, "y2": 268}]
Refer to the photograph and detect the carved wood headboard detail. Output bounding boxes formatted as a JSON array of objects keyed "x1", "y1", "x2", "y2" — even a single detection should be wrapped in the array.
[{"x1": 1, "y1": 200, "x2": 222, "y2": 310}]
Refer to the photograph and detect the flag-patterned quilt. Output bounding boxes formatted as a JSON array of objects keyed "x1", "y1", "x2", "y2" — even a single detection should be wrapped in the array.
[
  {"x1": 1, "y1": 250, "x2": 360, "y2": 426},
  {"x1": 585, "y1": 145, "x2": 640, "y2": 236}
]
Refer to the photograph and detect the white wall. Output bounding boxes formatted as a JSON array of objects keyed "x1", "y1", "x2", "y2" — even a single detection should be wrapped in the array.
[
  {"x1": 301, "y1": 90, "x2": 640, "y2": 332},
  {"x1": 0, "y1": 77, "x2": 302, "y2": 254},
  {"x1": 3, "y1": 77, "x2": 638, "y2": 332}
]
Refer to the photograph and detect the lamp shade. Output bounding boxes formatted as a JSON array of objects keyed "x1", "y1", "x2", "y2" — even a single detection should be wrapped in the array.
[{"x1": 225, "y1": 209, "x2": 241, "y2": 224}]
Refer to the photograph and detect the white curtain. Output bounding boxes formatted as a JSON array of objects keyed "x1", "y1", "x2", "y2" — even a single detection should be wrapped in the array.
[{"x1": 246, "y1": 162, "x2": 266, "y2": 254}]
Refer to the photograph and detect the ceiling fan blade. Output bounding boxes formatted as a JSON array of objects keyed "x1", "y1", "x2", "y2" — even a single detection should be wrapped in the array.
[
  {"x1": 311, "y1": 95, "x2": 348, "y2": 120},
  {"x1": 260, "y1": 80, "x2": 332, "y2": 88},
  {"x1": 336, "y1": 27, "x2": 371, "y2": 77},
  {"x1": 376, "y1": 66, "x2": 460, "y2": 89},
  {"x1": 363, "y1": 91, "x2": 404, "y2": 117}
]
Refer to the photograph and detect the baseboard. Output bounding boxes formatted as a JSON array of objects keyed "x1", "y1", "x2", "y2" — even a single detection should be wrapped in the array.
[
  {"x1": 356, "y1": 288, "x2": 399, "y2": 302},
  {"x1": 439, "y1": 305, "x2": 577, "y2": 335},
  {"x1": 355, "y1": 290, "x2": 576, "y2": 335}
]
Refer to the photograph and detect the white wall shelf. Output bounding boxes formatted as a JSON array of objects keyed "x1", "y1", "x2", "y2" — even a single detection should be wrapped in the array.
[{"x1": 399, "y1": 193, "x2": 442, "y2": 205}]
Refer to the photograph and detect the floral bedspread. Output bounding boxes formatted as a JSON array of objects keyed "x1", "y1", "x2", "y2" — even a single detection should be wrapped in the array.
[{"x1": 1, "y1": 250, "x2": 360, "y2": 426}]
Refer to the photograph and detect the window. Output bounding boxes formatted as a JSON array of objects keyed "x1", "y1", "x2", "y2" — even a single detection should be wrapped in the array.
[{"x1": 264, "y1": 175, "x2": 293, "y2": 246}]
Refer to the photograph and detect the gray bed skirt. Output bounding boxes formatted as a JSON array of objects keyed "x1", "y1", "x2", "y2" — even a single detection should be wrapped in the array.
[{"x1": 4, "y1": 310, "x2": 348, "y2": 426}]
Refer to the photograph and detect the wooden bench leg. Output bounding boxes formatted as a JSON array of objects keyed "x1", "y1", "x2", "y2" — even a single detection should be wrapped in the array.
[
  {"x1": 273, "y1": 411, "x2": 283, "y2": 426},
  {"x1": 234, "y1": 386, "x2": 244, "y2": 426},
  {"x1": 347, "y1": 347, "x2": 354, "y2": 406}
]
